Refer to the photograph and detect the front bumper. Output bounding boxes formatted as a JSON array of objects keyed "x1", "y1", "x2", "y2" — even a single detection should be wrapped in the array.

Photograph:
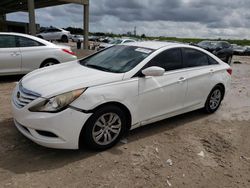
[{"x1": 12, "y1": 100, "x2": 92, "y2": 149}]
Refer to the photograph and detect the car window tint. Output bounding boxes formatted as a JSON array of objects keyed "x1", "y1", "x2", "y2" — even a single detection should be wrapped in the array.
[
  {"x1": 0, "y1": 35, "x2": 16, "y2": 48},
  {"x1": 148, "y1": 48, "x2": 182, "y2": 71},
  {"x1": 208, "y1": 56, "x2": 219, "y2": 65},
  {"x1": 183, "y1": 48, "x2": 209, "y2": 67},
  {"x1": 18, "y1": 37, "x2": 44, "y2": 47}
]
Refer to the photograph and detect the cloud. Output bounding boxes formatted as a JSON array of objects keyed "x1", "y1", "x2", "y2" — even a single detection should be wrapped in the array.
[{"x1": 6, "y1": 0, "x2": 250, "y2": 39}]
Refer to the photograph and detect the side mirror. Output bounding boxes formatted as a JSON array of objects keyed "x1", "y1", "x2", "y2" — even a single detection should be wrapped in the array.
[{"x1": 142, "y1": 66, "x2": 165, "y2": 77}]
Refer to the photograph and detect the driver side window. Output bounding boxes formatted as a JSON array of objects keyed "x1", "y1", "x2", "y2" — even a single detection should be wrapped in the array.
[{"x1": 147, "y1": 48, "x2": 183, "y2": 71}]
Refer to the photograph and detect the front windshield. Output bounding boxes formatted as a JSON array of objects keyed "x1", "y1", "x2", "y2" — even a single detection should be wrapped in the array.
[
  {"x1": 80, "y1": 45, "x2": 153, "y2": 73},
  {"x1": 198, "y1": 41, "x2": 214, "y2": 47}
]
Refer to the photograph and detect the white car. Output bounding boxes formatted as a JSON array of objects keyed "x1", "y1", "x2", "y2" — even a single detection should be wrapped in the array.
[
  {"x1": 71, "y1": 35, "x2": 84, "y2": 42},
  {"x1": 11, "y1": 41, "x2": 231, "y2": 150},
  {"x1": 0, "y1": 32, "x2": 77, "y2": 76},
  {"x1": 37, "y1": 27, "x2": 71, "y2": 43},
  {"x1": 98, "y1": 38, "x2": 137, "y2": 50}
]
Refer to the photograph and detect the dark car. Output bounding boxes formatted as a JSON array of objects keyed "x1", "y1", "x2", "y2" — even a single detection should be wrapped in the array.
[{"x1": 196, "y1": 41, "x2": 233, "y2": 64}]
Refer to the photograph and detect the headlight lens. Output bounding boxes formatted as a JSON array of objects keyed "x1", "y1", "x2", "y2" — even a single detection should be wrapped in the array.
[{"x1": 29, "y1": 88, "x2": 86, "y2": 112}]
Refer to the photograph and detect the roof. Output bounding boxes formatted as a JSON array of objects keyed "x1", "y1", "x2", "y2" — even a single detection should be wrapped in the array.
[
  {"x1": 0, "y1": 0, "x2": 88, "y2": 14},
  {"x1": 124, "y1": 41, "x2": 186, "y2": 50}
]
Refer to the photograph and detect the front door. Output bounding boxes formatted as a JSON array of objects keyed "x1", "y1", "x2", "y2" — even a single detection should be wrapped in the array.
[{"x1": 137, "y1": 48, "x2": 187, "y2": 123}]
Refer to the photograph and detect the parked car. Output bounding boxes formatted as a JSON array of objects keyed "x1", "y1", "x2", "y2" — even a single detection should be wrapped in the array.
[
  {"x1": 196, "y1": 41, "x2": 233, "y2": 64},
  {"x1": 98, "y1": 38, "x2": 137, "y2": 50},
  {"x1": 12, "y1": 41, "x2": 231, "y2": 150},
  {"x1": 244, "y1": 46, "x2": 250, "y2": 55},
  {"x1": 0, "y1": 32, "x2": 77, "y2": 76},
  {"x1": 71, "y1": 35, "x2": 84, "y2": 42},
  {"x1": 231, "y1": 44, "x2": 247, "y2": 55},
  {"x1": 37, "y1": 27, "x2": 71, "y2": 43}
]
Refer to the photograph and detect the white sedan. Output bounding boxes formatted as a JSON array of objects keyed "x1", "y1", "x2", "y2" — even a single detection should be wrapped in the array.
[
  {"x1": 11, "y1": 41, "x2": 231, "y2": 150},
  {"x1": 0, "y1": 32, "x2": 77, "y2": 76}
]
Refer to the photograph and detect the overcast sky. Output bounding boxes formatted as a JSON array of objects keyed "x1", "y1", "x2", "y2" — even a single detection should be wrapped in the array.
[{"x1": 6, "y1": 0, "x2": 250, "y2": 39}]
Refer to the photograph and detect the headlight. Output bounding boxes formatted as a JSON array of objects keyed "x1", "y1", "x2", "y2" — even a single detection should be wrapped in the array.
[{"x1": 29, "y1": 88, "x2": 86, "y2": 112}]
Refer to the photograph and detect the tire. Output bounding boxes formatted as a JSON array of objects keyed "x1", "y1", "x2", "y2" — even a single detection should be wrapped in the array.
[
  {"x1": 40, "y1": 59, "x2": 58, "y2": 68},
  {"x1": 204, "y1": 86, "x2": 224, "y2": 113},
  {"x1": 61, "y1": 35, "x2": 68, "y2": 43},
  {"x1": 80, "y1": 105, "x2": 127, "y2": 150}
]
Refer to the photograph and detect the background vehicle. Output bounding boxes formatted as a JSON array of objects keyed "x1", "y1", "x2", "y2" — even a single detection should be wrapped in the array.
[
  {"x1": 37, "y1": 27, "x2": 71, "y2": 43},
  {"x1": 232, "y1": 44, "x2": 247, "y2": 55},
  {"x1": 196, "y1": 41, "x2": 233, "y2": 64},
  {"x1": 12, "y1": 42, "x2": 231, "y2": 150},
  {"x1": 98, "y1": 38, "x2": 137, "y2": 50},
  {"x1": 71, "y1": 35, "x2": 84, "y2": 42},
  {"x1": 244, "y1": 46, "x2": 250, "y2": 55},
  {"x1": 0, "y1": 32, "x2": 77, "y2": 76}
]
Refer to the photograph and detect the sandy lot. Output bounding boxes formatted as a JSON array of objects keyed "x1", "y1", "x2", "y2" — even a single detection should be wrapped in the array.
[{"x1": 0, "y1": 55, "x2": 250, "y2": 188}]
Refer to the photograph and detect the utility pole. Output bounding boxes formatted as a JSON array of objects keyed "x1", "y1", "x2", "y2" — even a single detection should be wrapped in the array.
[{"x1": 134, "y1": 26, "x2": 137, "y2": 36}]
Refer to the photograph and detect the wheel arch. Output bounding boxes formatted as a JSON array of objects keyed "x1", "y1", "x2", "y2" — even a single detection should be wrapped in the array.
[
  {"x1": 78, "y1": 101, "x2": 132, "y2": 149},
  {"x1": 40, "y1": 58, "x2": 60, "y2": 68},
  {"x1": 91, "y1": 101, "x2": 132, "y2": 132},
  {"x1": 215, "y1": 83, "x2": 225, "y2": 99}
]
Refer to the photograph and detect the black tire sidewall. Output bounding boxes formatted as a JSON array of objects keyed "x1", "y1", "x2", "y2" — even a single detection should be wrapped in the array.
[
  {"x1": 41, "y1": 62, "x2": 56, "y2": 67},
  {"x1": 204, "y1": 86, "x2": 224, "y2": 113},
  {"x1": 81, "y1": 105, "x2": 127, "y2": 150},
  {"x1": 61, "y1": 35, "x2": 68, "y2": 43}
]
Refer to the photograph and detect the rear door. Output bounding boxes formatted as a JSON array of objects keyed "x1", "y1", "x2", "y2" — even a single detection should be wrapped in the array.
[
  {"x1": 0, "y1": 35, "x2": 21, "y2": 75},
  {"x1": 181, "y1": 48, "x2": 214, "y2": 108},
  {"x1": 138, "y1": 48, "x2": 188, "y2": 123},
  {"x1": 17, "y1": 36, "x2": 47, "y2": 73}
]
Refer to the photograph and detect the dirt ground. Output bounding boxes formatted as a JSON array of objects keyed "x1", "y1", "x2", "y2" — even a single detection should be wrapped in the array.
[{"x1": 0, "y1": 55, "x2": 250, "y2": 188}]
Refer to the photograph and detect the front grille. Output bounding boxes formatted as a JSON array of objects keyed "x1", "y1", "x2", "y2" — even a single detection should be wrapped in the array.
[{"x1": 13, "y1": 82, "x2": 41, "y2": 108}]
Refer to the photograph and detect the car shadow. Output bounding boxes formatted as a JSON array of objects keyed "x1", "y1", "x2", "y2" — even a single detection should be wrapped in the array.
[
  {"x1": 0, "y1": 109, "x2": 207, "y2": 174},
  {"x1": 0, "y1": 75, "x2": 24, "y2": 83}
]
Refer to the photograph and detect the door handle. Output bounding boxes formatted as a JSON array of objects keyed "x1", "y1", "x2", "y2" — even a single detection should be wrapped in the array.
[
  {"x1": 209, "y1": 69, "x2": 214, "y2": 74},
  {"x1": 10, "y1": 52, "x2": 20, "y2": 56},
  {"x1": 178, "y1": 77, "x2": 185, "y2": 83}
]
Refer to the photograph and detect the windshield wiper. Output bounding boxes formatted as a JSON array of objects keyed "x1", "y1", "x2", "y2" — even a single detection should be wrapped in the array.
[{"x1": 85, "y1": 64, "x2": 112, "y2": 72}]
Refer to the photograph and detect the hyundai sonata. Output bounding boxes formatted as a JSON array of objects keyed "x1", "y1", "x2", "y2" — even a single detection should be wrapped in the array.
[{"x1": 12, "y1": 41, "x2": 231, "y2": 150}]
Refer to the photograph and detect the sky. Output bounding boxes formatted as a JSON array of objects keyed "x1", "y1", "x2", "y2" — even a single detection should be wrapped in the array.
[{"x1": 6, "y1": 0, "x2": 250, "y2": 39}]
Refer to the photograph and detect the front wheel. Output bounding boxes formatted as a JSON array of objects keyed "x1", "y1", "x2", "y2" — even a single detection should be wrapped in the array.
[
  {"x1": 204, "y1": 86, "x2": 224, "y2": 113},
  {"x1": 81, "y1": 105, "x2": 127, "y2": 150}
]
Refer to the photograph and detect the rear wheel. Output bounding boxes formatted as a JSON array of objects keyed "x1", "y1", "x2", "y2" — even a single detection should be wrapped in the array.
[
  {"x1": 40, "y1": 59, "x2": 59, "y2": 68},
  {"x1": 80, "y1": 105, "x2": 127, "y2": 150},
  {"x1": 204, "y1": 86, "x2": 224, "y2": 113},
  {"x1": 61, "y1": 35, "x2": 68, "y2": 43}
]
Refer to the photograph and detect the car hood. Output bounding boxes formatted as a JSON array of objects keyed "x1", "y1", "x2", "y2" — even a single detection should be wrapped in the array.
[{"x1": 21, "y1": 61, "x2": 124, "y2": 98}]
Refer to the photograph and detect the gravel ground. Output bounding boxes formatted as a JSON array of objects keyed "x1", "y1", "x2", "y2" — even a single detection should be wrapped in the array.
[{"x1": 0, "y1": 55, "x2": 250, "y2": 188}]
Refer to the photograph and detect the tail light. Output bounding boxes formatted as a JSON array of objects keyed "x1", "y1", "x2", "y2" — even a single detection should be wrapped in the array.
[
  {"x1": 62, "y1": 49, "x2": 76, "y2": 56},
  {"x1": 227, "y1": 68, "x2": 232, "y2": 75}
]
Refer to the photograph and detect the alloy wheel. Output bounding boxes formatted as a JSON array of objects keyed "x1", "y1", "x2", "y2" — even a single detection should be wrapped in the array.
[
  {"x1": 209, "y1": 89, "x2": 222, "y2": 110},
  {"x1": 92, "y1": 113, "x2": 122, "y2": 146}
]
